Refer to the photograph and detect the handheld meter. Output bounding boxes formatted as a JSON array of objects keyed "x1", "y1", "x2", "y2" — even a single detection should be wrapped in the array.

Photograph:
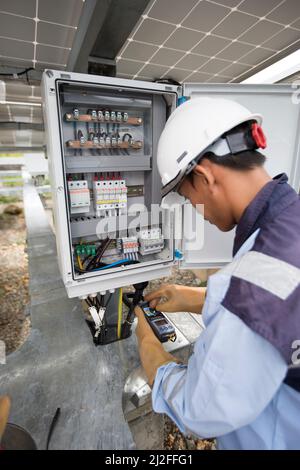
[{"x1": 138, "y1": 301, "x2": 177, "y2": 343}]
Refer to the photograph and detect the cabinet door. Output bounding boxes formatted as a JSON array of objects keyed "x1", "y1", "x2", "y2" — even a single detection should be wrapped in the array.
[{"x1": 180, "y1": 83, "x2": 300, "y2": 269}]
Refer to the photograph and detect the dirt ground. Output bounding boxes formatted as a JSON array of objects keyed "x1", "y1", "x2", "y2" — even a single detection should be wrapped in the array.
[{"x1": 0, "y1": 202, "x2": 30, "y2": 355}]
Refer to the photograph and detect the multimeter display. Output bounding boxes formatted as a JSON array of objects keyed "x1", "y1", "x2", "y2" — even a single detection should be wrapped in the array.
[
  {"x1": 139, "y1": 302, "x2": 177, "y2": 343},
  {"x1": 153, "y1": 319, "x2": 169, "y2": 327}
]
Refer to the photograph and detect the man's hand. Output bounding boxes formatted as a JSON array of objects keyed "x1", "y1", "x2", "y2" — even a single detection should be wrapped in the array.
[
  {"x1": 135, "y1": 306, "x2": 178, "y2": 386},
  {"x1": 145, "y1": 284, "x2": 206, "y2": 314},
  {"x1": 135, "y1": 306, "x2": 158, "y2": 346}
]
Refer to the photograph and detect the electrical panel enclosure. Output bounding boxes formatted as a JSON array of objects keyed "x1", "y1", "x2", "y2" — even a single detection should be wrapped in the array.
[{"x1": 42, "y1": 70, "x2": 179, "y2": 298}]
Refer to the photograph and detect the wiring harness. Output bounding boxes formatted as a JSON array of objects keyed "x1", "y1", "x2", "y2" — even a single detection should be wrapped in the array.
[{"x1": 75, "y1": 237, "x2": 140, "y2": 274}]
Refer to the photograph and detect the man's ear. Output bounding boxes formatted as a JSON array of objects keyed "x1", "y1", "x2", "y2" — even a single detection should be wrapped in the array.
[{"x1": 192, "y1": 162, "x2": 215, "y2": 188}]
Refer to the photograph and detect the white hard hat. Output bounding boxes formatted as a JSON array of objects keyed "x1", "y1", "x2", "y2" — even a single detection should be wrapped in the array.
[{"x1": 158, "y1": 97, "x2": 264, "y2": 197}]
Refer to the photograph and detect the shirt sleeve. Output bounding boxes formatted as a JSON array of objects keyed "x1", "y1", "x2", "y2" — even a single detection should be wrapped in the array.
[{"x1": 151, "y1": 306, "x2": 288, "y2": 438}]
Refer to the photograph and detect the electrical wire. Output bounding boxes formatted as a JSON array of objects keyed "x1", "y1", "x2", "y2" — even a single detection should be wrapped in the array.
[
  {"x1": 77, "y1": 255, "x2": 83, "y2": 271},
  {"x1": 122, "y1": 292, "x2": 134, "y2": 309},
  {"x1": 124, "y1": 281, "x2": 148, "y2": 329},
  {"x1": 46, "y1": 407, "x2": 61, "y2": 450},
  {"x1": 77, "y1": 129, "x2": 83, "y2": 156},
  {"x1": 95, "y1": 294, "x2": 102, "y2": 310},
  {"x1": 117, "y1": 288, "x2": 123, "y2": 339},
  {"x1": 0, "y1": 67, "x2": 34, "y2": 77},
  {"x1": 104, "y1": 293, "x2": 113, "y2": 308},
  {"x1": 154, "y1": 78, "x2": 181, "y2": 86},
  {"x1": 85, "y1": 237, "x2": 111, "y2": 271},
  {"x1": 92, "y1": 259, "x2": 138, "y2": 271},
  {"x1": 88, "y1": 296, "x2": 96, "y2": 307},
  {"x1": 84, "y1": 297, "x2": 93, "y2": 308},
  {"x1": 75, "y1": 259, "x2": 139, "y2": 274}
]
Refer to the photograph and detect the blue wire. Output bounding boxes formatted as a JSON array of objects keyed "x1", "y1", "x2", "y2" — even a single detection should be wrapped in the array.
[{"x1": 92, "y1": 259, "x2": 134, "y2": 271}]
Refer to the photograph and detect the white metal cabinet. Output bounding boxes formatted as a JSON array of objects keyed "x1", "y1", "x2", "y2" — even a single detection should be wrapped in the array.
[
  {"x1": 180, "y1": 83, "x2": 300, "y2": 269},
  {"x1": 42, "y1": 70, "x2": 179, "y2": 298}
]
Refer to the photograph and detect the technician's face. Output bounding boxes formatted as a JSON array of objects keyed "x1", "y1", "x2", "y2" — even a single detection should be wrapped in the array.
[{"x1": 178, "y1": 171, "x2": 235, "y2": 232}]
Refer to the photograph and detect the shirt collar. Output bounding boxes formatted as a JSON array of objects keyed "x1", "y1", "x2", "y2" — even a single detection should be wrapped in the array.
[{"x1": 233, "y1": 173, "x2": 295, "y2": 256}]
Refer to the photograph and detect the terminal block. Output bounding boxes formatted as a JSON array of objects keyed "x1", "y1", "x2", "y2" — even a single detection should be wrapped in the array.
[
  {"x1": 138, "y1": 228, "x2": 164, "y2": 256},
  {"x1": 118, "y1": 237, "x2": 139, "y2": 261},
  {"x1": 75, "y1": 245, "x2": 96, "y2": 256}
]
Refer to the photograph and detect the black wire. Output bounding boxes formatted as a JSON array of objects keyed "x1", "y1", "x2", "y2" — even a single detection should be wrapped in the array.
[
  {"x1": 104, "y1": 293, "x2": 113, "y2": 308},
  {"x1": 122, "y1": 133, "x2": 132, "y2": 154},
  {"x1": 122, "y1": 292, "x2": 134, "y2": 309},
  {"x1": 122, "y1": 133, "x2": 132, "y2": 142},
  {"x1": 86, "y1": 243, "x2": 109, "y2": 271},
  {"x1": 73, "y1": 121, "x2": 77, "y2": 139},
  {"x1": 88, "y1": 296, "x2": 97, "y2": 307},
  {"x1": 0, "y1": 67, "x2": 34, "y2": 77},
  {"x1": 154, "y1": 78, "x2": 181, "y2": 86},
  {"x1": 100, "y1": 295, "x2": 108, "y2": 326},
  {"x1": 46, "y1": 408, "x2": 61, "y2": 450},
  {"x1": 96, "y1": 294, "x2": 103, "y2": 308},
  {"x1": 73, "y1": 121, "x2": 77, "y2": 156},
  {"x1": 94, "y1": 295, "x2": 101, "y2": 310},
  {"x1": 85, "y1": 298, "x2": 93, "y2": 308},
  {"x1": 124, "y1": 282, "x2": 148, "y2": 328},
  {"x1": 85, "y1": 237, "x2": 110, "y2": 271},
  {"x1": 95, "y1": 295, "x2": 103, "y2": 308},
  {"x1": 77, "y1": 130, "x2": 83, "y2": 156}
]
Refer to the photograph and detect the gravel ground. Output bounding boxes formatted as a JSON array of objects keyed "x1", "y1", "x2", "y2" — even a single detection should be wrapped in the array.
[
  {"x1": 0, "y1": 203, "x2": 30, "y2": 355},
  {"x1": 164, "y1": 416, "x2": 216, "y2": 450},
  {"x1": 148, "y1": 266, "x2": 203, "y2": 292}
]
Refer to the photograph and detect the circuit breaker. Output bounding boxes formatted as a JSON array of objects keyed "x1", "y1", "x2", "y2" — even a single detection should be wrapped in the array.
[{"x1": 42, "y1": 70, "x2": 179, "y2": 298}]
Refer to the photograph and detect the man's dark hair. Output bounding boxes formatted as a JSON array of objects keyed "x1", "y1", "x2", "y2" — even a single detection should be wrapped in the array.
[{"x1": 203, "y1": 149, "x2": 266, "y2": 171}]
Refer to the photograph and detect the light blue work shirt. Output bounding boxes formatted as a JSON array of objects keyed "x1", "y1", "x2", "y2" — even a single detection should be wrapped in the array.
[{"x1": 152, "y1": 230, "x2": 300, "y2": 449}]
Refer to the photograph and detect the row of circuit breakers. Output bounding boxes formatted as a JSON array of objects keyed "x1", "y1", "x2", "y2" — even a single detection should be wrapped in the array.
[
  {"x1": 69, "y1": 175, "x2": 164, "y2": 261},
  {"x1": 68, "y1": 175, "x2": 127, "y2": 217}
]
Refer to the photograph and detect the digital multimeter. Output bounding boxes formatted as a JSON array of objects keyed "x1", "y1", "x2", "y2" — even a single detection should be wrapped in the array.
[{"x1": 138, "y1": 301, "x2": 177, "y2": 343}]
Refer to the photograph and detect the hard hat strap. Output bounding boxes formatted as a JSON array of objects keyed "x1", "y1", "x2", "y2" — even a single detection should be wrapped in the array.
[
  {"x1": 204, "y1": 121, "x2": 267, "y2": 158},
  {"x1": 180, "y1": 121, "x2": 266, "y2": 183}
]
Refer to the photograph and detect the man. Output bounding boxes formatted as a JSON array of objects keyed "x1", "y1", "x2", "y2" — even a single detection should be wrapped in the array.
[{"x1": 135, "y1": 97, "x2": 300, "y2": 450}]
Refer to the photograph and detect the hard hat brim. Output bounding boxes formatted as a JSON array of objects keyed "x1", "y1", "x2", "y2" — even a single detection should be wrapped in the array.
[{"x1": 161, "y1": 169, "x2": 186, "y2": 198}]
